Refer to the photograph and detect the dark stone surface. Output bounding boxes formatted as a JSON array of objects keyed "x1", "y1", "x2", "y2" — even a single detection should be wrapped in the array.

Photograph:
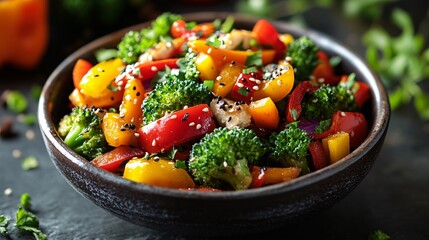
[{"x1": 1, "y1": 1, "x2": 429, "y2": 239}]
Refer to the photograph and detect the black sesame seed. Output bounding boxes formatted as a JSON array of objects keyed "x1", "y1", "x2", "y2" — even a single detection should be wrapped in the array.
[{"x1": 182, "y1": 113, "x2": 189, "y2": 121}]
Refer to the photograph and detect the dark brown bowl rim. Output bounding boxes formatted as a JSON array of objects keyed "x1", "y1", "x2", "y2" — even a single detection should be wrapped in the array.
[{"x1": 38, "y1": 11, "x2": 390, "y2": 200}]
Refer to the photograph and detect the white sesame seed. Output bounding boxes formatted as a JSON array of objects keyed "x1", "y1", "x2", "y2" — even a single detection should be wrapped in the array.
[
  {"x1": 207, "y1": 48, "x2": 212, "y2": 54},
  {"x1": 216, "y1": 76, "x2": 223, "y2": 81},
  {"x1": 133, "y1": 99, "x2": 137, "y2": 104},
  {"x1": 25, "y1": 130, "x2": 35, "y2": 140},
  {"x1": 4, "y1": 188, "x2": 12, "y2": 196},
  {"x1": 237, "y1": 83, "x2": 244, "y2": 88},
  {"x1": 223, "y1": 161, "x2": 228, "y2": 167},
  {"x1": 285, "y1": 56, "x2": 292, "y2": 62},
  {"x1": 134, "y1": 132, "x2": 140, "y2": 137},
  {"x1": 151, "y1": 66, "x2": 158, "y2": 72},
  {"x1": 166, "y1": 41, "x2": 172, "y2": 48},
  {"x1": 125, "y1": 94, "x2": 132, "y2": 101},
  {"x1": 170, "y1": 114, "x2": 177, "y2": 119},
  {"x1": 196, "y1": 124, "x2": 202, "y2": 130},
  {"x1": 249, "y1": 77, "x2": 255, "y2": 82},
  {"x1": 340, "y1": 111, "x2": 346, "y2": 117},
  {"x1": 252, "y1": 86, "x2": 259, "y2": 91},
  {"x1": 277, "y1": 79, "x2": 282, "y2": 87},
  {"x1": 318, "y1": 78, "x2": 325, "y2": 83},
  {"x1": 189, "y1": 122, "x2": 195, "y2": 127},
  {"x1": 202, "y1": 107, "x2": 209, "y2": 112},
  {"x1": 183, "y1": 105, "x2": 189, "y2": 109},
  {"x1": 152, "y1": 139, "x2": 156, "y2": 147},
  {"x1": 12, "y1": 149, "x2": 22, "y2": 158},
  {"x1": 117, "y1": 80, "x2": 124, "y2": 86},
  {"x1": 255, "y1": 80, "x2": 261, "y2": 84}
]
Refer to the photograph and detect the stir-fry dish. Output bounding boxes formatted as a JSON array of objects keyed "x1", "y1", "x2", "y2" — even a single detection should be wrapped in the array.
[{"x1": 58, "y1": 13, "x2": 370, "y2": 191}]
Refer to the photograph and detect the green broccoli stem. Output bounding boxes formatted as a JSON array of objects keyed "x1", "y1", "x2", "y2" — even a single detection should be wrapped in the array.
[
  {"x1": 286, "y1": 158, "x2": 310, "y2": 175},
  {"x1": 212, "y1": 159, "x2": 252, "y2": 190},
  {"x1": 63, "y1": 125, "x2": 86, "y2": 149}
]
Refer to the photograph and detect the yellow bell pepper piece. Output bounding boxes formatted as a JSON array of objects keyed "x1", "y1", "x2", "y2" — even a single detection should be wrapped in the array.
[
  {"x1": 248, "y1": 97, "x2": 279, "y2": 130},
  {"x1": 263, "y1": 167, "x2": 301, "y2": 185},
  {"x1": 252, "y1": 62, "x2": 294, "y2": 102},
  {"x1": 79, "y1": 58, "x2": 125, "y2": 99},
  {"x1": 322, "y1": 131, "x2": 350, "y2": 164},
  {"x1": 212, "y1": 62, "x2": 244, "y2": 97},
  {"x1": 195, "y1": 52, "x2": 219, "y2": 81},
  {"x1": 123, "y1": 158, "x2": 196, "y2": 189},
  {"x1": 102, "y1": 112, "x2": 138, "y2": 147}
]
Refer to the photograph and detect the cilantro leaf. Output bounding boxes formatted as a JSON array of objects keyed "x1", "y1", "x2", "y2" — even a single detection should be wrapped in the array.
[{"x1": 0, "y1": 215, "x2": 9, "y2": 235}]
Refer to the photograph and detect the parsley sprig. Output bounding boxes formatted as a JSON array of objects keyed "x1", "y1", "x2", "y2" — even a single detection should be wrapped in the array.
[
  {"x1": 363, "y1": 8, "x2": 429, "y2": 119},
  {"x1": 0, "y1": 193, "x2": 47, "y2": 240}
]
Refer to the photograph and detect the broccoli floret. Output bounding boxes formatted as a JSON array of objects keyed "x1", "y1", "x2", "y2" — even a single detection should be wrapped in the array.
[
  {"x1": 166, "y1": 50, "x2": 200, "y2": 82},
  {"x1": 269, "y1": 122, "x2": 311, "y2": 174},
  {"x1": 286, "y1": 36, "x2": 319, "y2": 82},
  {"x1": 58, "y1": 106, "x2": 110, "y2": 160},
  {"x1": 142, "y1": 78, "x2": 212, "y2": 124},
  {"x1": 189, "y1": 127, "x2": 266, "y2": 190},
  {"x1": 117, "y1": 12, "x2": 182, "y2": 64},
  {"x1": 302, "y1": 83, "x2": 358, "y2": 120}
]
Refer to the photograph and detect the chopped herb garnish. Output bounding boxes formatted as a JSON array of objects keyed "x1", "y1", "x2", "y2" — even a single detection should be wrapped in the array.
[
  {"x1": 95, "y1": 48, "x2": 118, "y2": 62},
  {"x1": 245, "y1": 52, "x2": 262, "y2": 67},
  {"x1": 289, "y1": 109, "x2": 298, "y2": 121},
  {"x1": 368, "y1": 229, "x2": 391, "y2": 240},
  {"x1": 203, "y1": 80, "x2": 214, "y2": 91},
  {"x1": 21, "y1": 114, "x2": 37, "y2": 126},
  {"x1": 220, "y1": 16, "x2": 235, "y2": 33},
  {"x1": 242, "y1": 66, "x2": 258, "y2": 74},
  {"x1": 107, "y1": 80, "x2": 120, "y2": 92},
  {"x1": 15, "y1": 208, "x2": 47, "y2": 240},
  {"x1": 175, "y1": 160, "x2": 187, "y2": 169},
  {"x1": 329, "y1": 56, "x2": 342, "y2": 67},
  {"x1": 206, "y1": 34, "x2": 222, "y2": 48},
  {"x1": 314, "y1": 119, "x2": 332, "y2": 134},
  {"x1": 19, "y1": 193, "x2": 32, "y2": 209},
  {"x1": 0, "y1": 215, "x2": 9, "y2": 235},
  {"x1": 21, "y1": 156, "x2": 39, "y2": 171},
  {"x1": 6, "y1": 91, "x2": 28, "y2": 114},
  {"x1": 237, "y1": 87, "x2": 249, "y2": 96}
]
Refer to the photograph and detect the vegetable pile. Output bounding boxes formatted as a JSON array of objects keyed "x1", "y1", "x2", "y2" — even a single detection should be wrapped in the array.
[{"x1": 58, "y1": 12, "x2": 370, "y2": 191}]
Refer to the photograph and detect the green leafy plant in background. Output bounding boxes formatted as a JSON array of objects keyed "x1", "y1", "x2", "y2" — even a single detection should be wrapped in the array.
[{"x1": 363, "y1": 8, "x2": 429, "y2": 119}]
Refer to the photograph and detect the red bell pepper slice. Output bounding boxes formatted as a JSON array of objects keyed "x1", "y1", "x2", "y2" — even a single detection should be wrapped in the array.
[
  {"x1": 286, "y1": 81, "x2": 318, "y2": 123},
  {"x1": 115, "y1": 58, "x2": 179, "y2": 86},
  {"x1": 252, "y1": 19, "x2": 286, "y2": 61},
  {"x1": 72, "y1": 59, "x2": 93, "y2": 90},
  {"x1": 250, "y1": 165, "x2": 265, "y2": 189},
  {"x1": 138, "y1": 104, "x2": 216, "y2": 153},
  {"x1": 91, "y1": 145, "x2": 146, "y2": 172},
  {"x1": 230, "y1": 70, "x2": 263, "y2": 104},
  {"x1": 309, "y1": 140, "x2": 329, "y2": 170},
  {"x1": 312, "y1": 111, "x2": 369, "y2": 148}
]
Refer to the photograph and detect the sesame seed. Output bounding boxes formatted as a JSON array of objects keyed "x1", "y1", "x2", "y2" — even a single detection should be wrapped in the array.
[
  {"x1": 151, "y1": 66, "x2": 158, "y2": 72},
  {"x1": 255, "y1": 80, "x2": 261, "y2": 84},
  {"x1": 166, "y1": 41, "x2": 172, "y2": 48},
  {"x1": 252, "y1": 86, "x2": 259, "y2": 91},
  {"x1": 4, "y1": 188, "x2": 12, "y2": 196},
  {"x1": 340, "y1": 111, "x2": 346, "y2": 117},
  {"x1": 216, "y1": 76, "x2": 223, "y2": 81},
  {"x1": 12, "y1": 149, "x2": 22, "y2": 158},
  {"x1": 249, "y1": 77, "x2": 255, "y2": 82},
  {"x1": 152, "y1": 139, "x2": 156, "y2": 147},
  {"x1": 125, "y1": 95, "x2": 132, "y2": 101},
  {"x1": 25, "y1": 130, "x2": 35, "y2": 140},
  {"x1": 223, "y1": 161, "x2": 228, "y2": 167},
  {"x1": 134, "y1": 132, "x2": 140, "y2": 137},
  {"x1": 227, "y1": 116, "x2": 232, "y2": 122},
  {"x1": 277, "y1": 80, "x2": 282, "y2": 86},
  {"x1": 237, "y1": 83, "x2": 244, "y2": 88},
  {"x1": 196, "y1": 124, "x2": 202, "y2": 130},
  {"x1": 189, "y1": 122, "x2": 195, "y2": 127},
  {"x1": 154, "y1": 156, "x2": 160, "y2": 162},
  {"x1": 285, "y1": 56, "x2": 292, "y2": 62},
  {"x1": 170, "y1": 114, "x2": 177, "y2": 119},
  {"x1": 207, "y1": 48, "x2": 212, "y2": 54},
  {"x1": 202, "y1": 107, "x2": 209, "y2": 112},
  {"x1": 183, "y1": 105, "x2": 189, "y2": 109}
]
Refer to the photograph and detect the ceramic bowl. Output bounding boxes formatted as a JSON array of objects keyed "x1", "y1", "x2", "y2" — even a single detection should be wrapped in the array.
[{"x1": 38, "y1": 12, "x2": 390, "y2": 237}]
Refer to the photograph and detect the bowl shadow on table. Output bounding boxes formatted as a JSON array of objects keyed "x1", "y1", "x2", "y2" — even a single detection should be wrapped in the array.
[{"x1": 38, "y1": 12, "x2": 390, "y2": 237}]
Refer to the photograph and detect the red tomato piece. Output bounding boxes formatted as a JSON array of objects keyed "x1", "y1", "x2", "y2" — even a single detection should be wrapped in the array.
[
  {"x1": 171, "y1": 19, "x2": 187, "y2": 38},
  {"x1": 138, "y1": 104, "x2": 216, "y2": 153},
  {"x1": 312, "y1": 51, "x2": 340, "y2": 85},
  {"x1": 91, "y1": 145, "x2": 146, "y2": 172}
]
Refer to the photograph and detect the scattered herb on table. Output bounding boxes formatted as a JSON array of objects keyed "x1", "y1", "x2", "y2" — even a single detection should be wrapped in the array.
[
  {"x1": 21, "y1": 156, "x2": 40, "y2": 171},
  {"x1": 368, "y1": 229, "x2": 391, "y2": 240},
  {"x1": 0, "y1": 215, "x2": 9, "y2": 235}
]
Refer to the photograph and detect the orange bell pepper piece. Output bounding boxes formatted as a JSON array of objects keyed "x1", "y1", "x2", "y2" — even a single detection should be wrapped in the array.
[
  {"x1": 252, "y1": 62, "x2": 294, "y2": 102},
  {"x1": 0, "y1": 0, "x2": 48, "y2": 69},
  {"x1": 248, "y1": 97, "x2": 280, "y2": 130}
]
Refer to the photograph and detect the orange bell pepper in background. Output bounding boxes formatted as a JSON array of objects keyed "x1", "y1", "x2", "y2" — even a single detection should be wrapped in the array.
[{"x1": 0, "y1": 0, "x2": 48, "y2": 69}]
